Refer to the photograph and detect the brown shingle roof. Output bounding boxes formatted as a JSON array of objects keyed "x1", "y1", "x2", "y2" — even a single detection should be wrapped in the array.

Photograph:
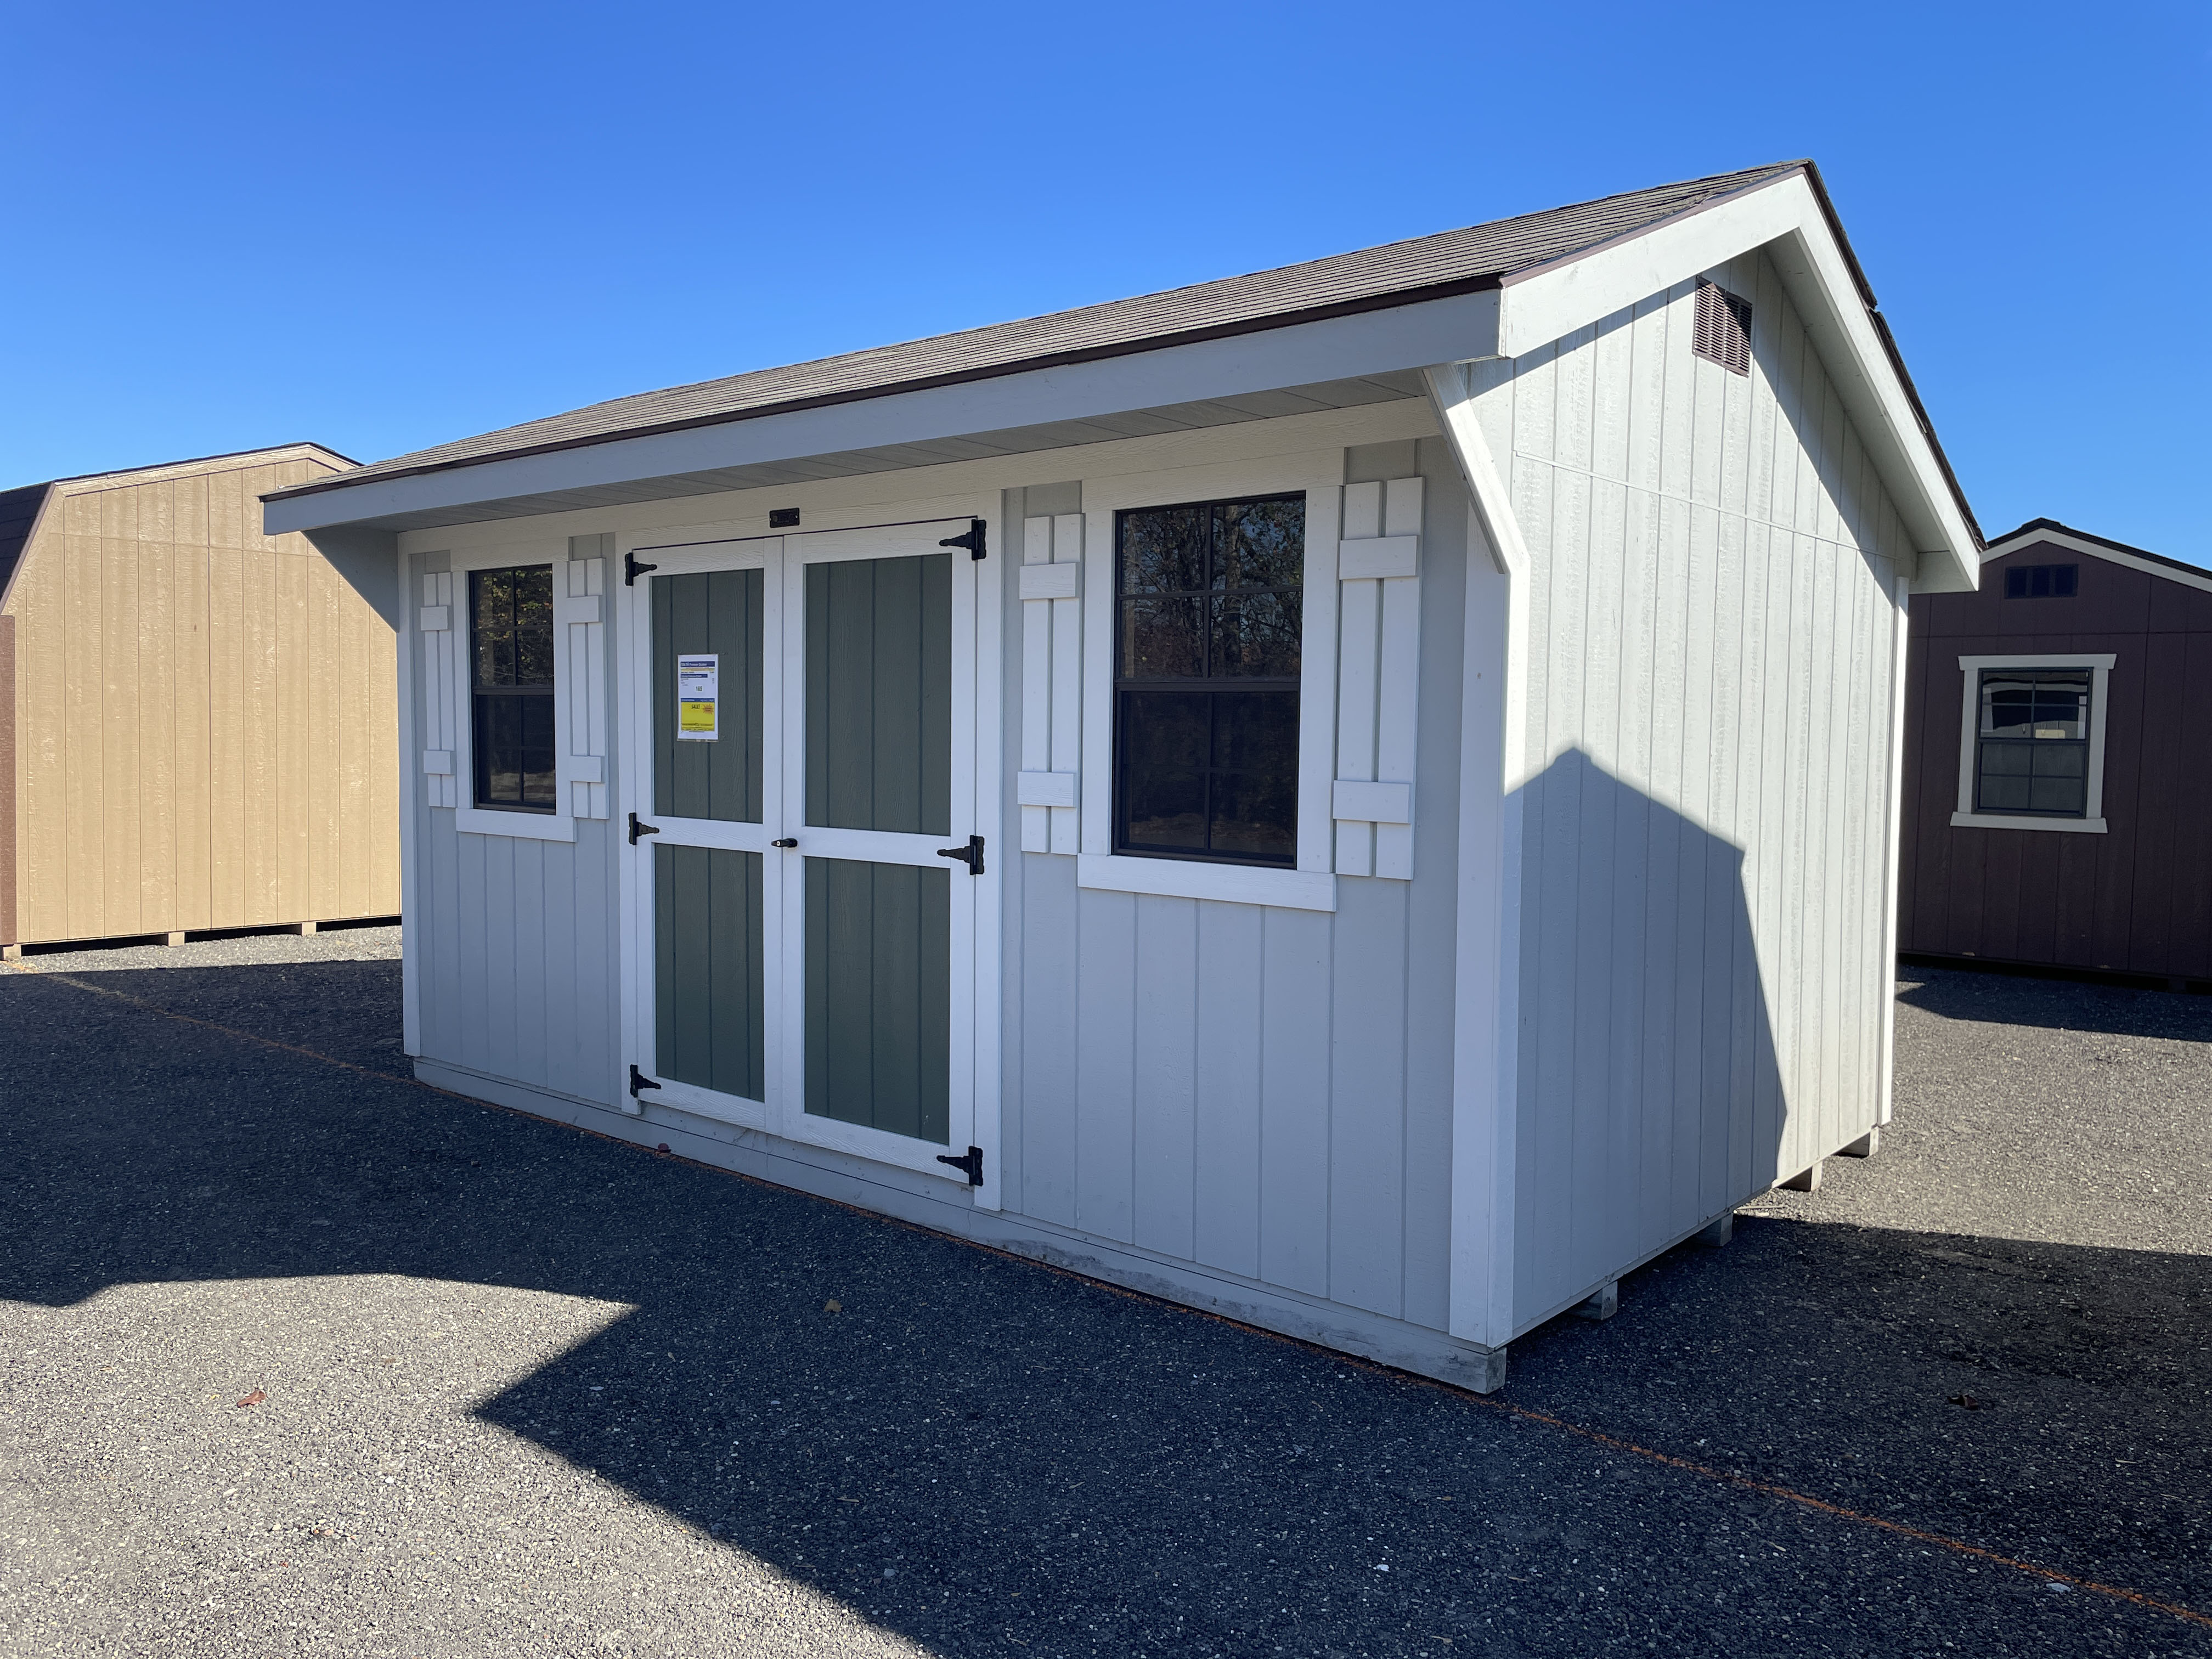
[{"x1": 269, "y1": 162, "x2": 1810, "y2": 501}]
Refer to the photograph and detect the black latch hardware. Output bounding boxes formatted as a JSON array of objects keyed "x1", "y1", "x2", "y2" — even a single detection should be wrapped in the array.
[
  {"x1": 629, "y1": 812, "x2": 661, "y2": 845},
  {"x1": 771, "y1": 837, "x2": 797, "y2": 848},
  {"x1": 624, "y1": 550, "x2": 658, "y2": 586},
  {"x1": 769, "y1": 507, "x2": 800, "y2": 528},
  {"x1": 935, "y1": 1144, "x2": 984, "y2": 1185},
  {"x1": 935, "y1": 834, "x2": 984, "y2": 875},
  {"x1": 629, "y1": 1065, "x2": 662, "y2": 1099},
  {"x1": 938, "y1": 518, "x2": 987, "y2": 560}
]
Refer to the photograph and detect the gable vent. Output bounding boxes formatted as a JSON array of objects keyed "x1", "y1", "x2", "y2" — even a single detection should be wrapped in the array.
[{"x1": 1692, "y1": 280, "x2": 1752, "y2": 375}]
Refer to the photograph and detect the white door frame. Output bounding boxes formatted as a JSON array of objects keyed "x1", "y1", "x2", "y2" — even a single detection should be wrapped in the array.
[{"x1": 614, "y1": 505, "x2": 1004, "y2": 1203}]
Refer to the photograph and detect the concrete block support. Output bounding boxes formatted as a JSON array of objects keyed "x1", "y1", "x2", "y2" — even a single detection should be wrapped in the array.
[
  {"x1": 0, "y1": 944, "x2": 19, "y2": 962},
  {"x1": 1572, "y1": 1280, "x2": 1619, "y2": 1322},
  {"x1": 1841, "y1": 1128, "x2": 1880, "y2": 1158},
  {"x1": 296, "y1": 921, "x2": 318, "y2": 936},
  {"x1": 1781, "y1": 1160, "x2": 1824, "y2": 1192},
  {"x1": 1694, "y1": 1213, "x2": 1734, "y2": 1248},
  {"x1": 164, "y1": 932, "x2": 187, "y2": 947}
]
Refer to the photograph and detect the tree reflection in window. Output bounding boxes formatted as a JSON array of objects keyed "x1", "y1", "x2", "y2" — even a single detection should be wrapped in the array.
[{"x1": 471, "y1": 566, "x2": 557, "y2": 811}]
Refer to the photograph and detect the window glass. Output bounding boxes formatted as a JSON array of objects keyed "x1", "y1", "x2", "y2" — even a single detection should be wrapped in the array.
[
  {"x1": 471, "y1": 565, "x2": 557, "y2": 811},
  {"x1": 1976, "y1": 668, "x2": 2090, "y2": 817},
  {"x1": 1114, "y1": 495, "x2": 1303, "y2": 865}
]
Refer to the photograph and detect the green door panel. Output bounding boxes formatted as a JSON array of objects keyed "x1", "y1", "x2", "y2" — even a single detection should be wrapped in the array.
[
  {"x1": 654, "y1": 843, "x2": 766, "y2": 1102},
  {"x1": 804, "y1": 554, "x2": 951, "y2": 833},
  {"x1": 804, "y1": 857, "x2": 950, "y2": 1143},
  {"x1": 653, "y1": 568, "x2": 764, "y2": 822}
]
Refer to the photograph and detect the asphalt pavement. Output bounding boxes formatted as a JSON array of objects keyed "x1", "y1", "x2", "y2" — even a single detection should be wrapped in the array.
[{"x1": 0, "y1": 936, "x2": 2205, "y2": 1657}]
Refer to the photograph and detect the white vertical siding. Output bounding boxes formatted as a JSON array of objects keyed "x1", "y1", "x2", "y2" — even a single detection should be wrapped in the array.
[
  {"x1": 999, "y1": 444, "x2": 1470, "y2": 1333},
  {"x1": 406, "y1": 551, "x2": 623, "y2": 1110},
  {"x1": 1480, "y1": 250, "x2": 1912, "y2": 1333}
]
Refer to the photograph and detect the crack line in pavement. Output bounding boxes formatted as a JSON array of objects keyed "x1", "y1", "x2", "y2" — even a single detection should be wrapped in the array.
[{"x1": 10, "y1": 956, "x2": 2208, "y2": 1632}]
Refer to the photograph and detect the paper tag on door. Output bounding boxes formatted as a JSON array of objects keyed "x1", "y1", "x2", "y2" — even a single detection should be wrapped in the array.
[{"x1": 677, "y1": 653, "x2": 719, "y2": 741}]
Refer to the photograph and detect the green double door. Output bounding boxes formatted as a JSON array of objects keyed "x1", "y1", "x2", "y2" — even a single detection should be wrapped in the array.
[{"x1": 624, "y1": 521, "x2": 980, "y2": 1181}]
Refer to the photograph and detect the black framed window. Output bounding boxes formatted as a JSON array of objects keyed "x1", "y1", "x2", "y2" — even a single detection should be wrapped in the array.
[
  {"x1": 1114, "y1": 494, "x2": 1304, "y2": 865},
  {"x1": 2004, "y1": 563, "x2": 2079, "y2": 599},
  {"x1": 471, "y1": 565, "x2": 557, "y2": 811},
  {"x1": 1975, "y1": 668, "x2": 2090, "y2": 817}
]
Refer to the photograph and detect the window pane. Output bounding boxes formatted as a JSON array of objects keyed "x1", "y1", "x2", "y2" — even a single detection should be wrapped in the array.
[
  {"x1": 1211, "y1": 591, "x2": 1301, "y2": 678},
  {"x1": 1119, "y1": 506, "x2": 1207, "y2": 595},
  {"x1": 1214, "y1": 498, "x2": 1305, "y2": 590},
  {"x1": 476, "y1": 695, "x2": 520, "y2": 805},
  {"x1": 1119, "y1": 692, "x2": 1209, "y2": 853},
  {"x1": 1209, "y1": 691, "x2": 1297, "y2": 860},
  {"x1": 1121, "y1": 596, "x2": 1206, "y2": 680},
  {"x1": 521, "y1": 693, "x2": 558, "y2": 807}
]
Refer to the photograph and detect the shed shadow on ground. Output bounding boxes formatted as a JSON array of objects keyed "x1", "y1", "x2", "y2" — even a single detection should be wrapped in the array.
[
  {"x1": 1897, "y1": 963, "x2": 2212, "y2": 1041},
  {"x1": 2, "y1": 960, "x2": 2209, "y2": 1651}
]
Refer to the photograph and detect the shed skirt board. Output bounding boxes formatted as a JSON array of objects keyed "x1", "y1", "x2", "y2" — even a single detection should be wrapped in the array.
[
  {"x1": 411, "y1": 1058, "x2": 1508, "y2": 1395},
  {"x1": 623, "y1": 521, "x2": 982, "y2": 1186}
]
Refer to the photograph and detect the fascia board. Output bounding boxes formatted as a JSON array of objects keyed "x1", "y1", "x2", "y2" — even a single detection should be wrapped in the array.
[
  {"x1": 1982, "y1": 526, "x2": 2212, "y2": 596},
  {"x1": 263, "y1": 291, "x2": 1502, "y2": 536},
  {"x1": 1496, "y1": 173, "x2": 1979, "y2": 596}
]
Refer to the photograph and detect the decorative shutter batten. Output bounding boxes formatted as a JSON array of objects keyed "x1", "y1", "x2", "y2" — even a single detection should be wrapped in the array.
[
  {"x1": 1331, "y1": 476, "x2": 1421, "y2": 879},
  {"x1": 1019, "y1": 513, "x2": 1083, "y2": 853}
]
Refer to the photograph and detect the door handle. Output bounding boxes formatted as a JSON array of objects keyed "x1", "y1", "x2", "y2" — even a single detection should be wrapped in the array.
[
  {"x1": 628, "y1": 812, "x2": 660, "y2": 846},
  {"x1": 771, "y1": 838, "x2": 798, "y2": 849},
  {"x1": 935, "y1": 834, "x2": 985, "y2": 876}
]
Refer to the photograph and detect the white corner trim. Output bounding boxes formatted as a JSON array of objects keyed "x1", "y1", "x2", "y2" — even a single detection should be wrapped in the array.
[
  {"x1": 1421, "y1": 366, "x2": 1527, "y2": 581},
  {"x1": 1952, "y1": 652, "x2": 2115, "y2": 834},
  {"x1": 1075, "y1": 854, "x2": 1336, "y2": 912},
  {"x1": 456, "y1": 805, "x2": 577, "y2": 842},
  {"x1": 1980, "y1": 526, "x2": 2212, "y2": 596}
]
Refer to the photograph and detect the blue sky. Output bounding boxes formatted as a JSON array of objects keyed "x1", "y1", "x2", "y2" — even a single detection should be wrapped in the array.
[{"x1": 3, "y1": 2, "x2": 2207, "y2": 559}]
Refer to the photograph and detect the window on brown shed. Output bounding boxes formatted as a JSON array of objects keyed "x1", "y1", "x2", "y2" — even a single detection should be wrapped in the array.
[
  {"x1": 1114, "y1": 494, "x2": 1304, "y2": 866},
  {"x1": 471, "y1": 565, "x2": 557, "y2": 812},
  {"x1": 1975, "y1": 668, "x2": 2091, "y2": 817},
  {"x1": 2004, "y1": 563, "x2": 2079, "y2": 599}
]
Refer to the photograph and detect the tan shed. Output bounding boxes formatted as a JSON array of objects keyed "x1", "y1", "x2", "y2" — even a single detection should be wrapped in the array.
[{"x1": 0, "y1": 444, "x2": 399, "y2": 955}]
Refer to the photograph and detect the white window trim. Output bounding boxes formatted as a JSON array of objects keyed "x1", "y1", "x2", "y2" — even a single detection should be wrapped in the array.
[
  {"x1": 448, "y1": 541, "x2": 578, "y2": 843},
  {"x1": 1076, "y1": 457, "x2": 1342, "y2": 913},
  {"x1": 1951, "y1": 652, "x2": 2115, "y2": 834}
]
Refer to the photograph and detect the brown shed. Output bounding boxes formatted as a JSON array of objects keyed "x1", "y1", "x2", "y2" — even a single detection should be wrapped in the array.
[
  {"x1": 1899, "y1": 518, "x2": 2212, "y2": 984},
  {"x1": 0, "y1": 444, "x2": 400, "y2": 955}
]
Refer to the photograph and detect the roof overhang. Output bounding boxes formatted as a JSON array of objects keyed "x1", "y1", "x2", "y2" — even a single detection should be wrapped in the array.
[
  {"x1": 1487, "y1": 169, "x2": 1980, "y2": 594},
  {"x1": 262, "y1": 294, "x2": 1498, "y2": 537}
]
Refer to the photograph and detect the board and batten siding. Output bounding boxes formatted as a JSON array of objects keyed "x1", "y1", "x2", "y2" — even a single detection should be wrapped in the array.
[
  {"x1": 1469, "y1": 249, "x2": 1914, "y2": 1333},
  {"x1": 405, "y1": 545, "x2": 623, "y2": 1107},
  {"x1": 997, "y1": 441, "x2": 1471, "y2": 1335},
  {"x1": 2, "y1": 449, "x2": 399, "y2": 946}
]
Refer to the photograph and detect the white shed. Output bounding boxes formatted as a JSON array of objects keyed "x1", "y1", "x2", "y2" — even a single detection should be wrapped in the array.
[{"x1": 269, "y1": 161, "x2": 1979, "y2": 1390}]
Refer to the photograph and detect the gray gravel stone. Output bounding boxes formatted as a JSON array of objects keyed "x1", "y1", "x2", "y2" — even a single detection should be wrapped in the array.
[{"x1": 0, "y1": 950, "x2": 2204, "y2": 1656}]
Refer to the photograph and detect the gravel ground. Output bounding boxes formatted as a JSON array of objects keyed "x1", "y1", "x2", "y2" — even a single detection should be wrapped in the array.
[{"x1": 0, "y1": 948, "x2": 2205, "y2": 1658}]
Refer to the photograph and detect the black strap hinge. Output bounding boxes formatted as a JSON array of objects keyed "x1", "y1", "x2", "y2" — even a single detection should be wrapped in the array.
[
  {"x1": 629, "y1": 812, "x2": 660, "y2": 845},
  {"x1": 629, "y1": 1065, "x2": 662, "y2": 1099},
  {"x1": 624, "y1": 550, "x2": 658, "y2": 585},
  {"x1": 938, "y1": 518, "x2": 987, "y2": 560},
  {"x1": 934, "y1": 834, "x2": 984, "y2": 876},
  {"x1": 936, "y1": 1144, "x2": 984, "y2": 1185}
]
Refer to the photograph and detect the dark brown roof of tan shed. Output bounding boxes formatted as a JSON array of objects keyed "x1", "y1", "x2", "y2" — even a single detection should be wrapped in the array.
[{"x1": 268, "y1": 162, "x2": 1821, "y2": 501}]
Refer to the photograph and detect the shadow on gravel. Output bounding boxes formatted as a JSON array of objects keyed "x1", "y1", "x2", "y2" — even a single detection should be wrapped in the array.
[
  {"x1": 1898, "y1": 964, "x2": 2212, "y2": 1041},
  {"x1": 3, "y1": 958, "x2": 2209, "y2": 1654}
]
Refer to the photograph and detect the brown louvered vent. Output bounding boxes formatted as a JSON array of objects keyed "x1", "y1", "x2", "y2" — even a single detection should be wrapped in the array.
[{"x1": 1692, "y1": 280, "x2": 1752, "y2": 375}]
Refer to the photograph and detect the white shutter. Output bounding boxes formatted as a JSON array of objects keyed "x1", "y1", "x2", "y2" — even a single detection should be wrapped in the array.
[
  {"x1": 419, "y1": 572, "x2": 459, "y2": 810},
  {"x1": 1018, "y1": 513, "x2": 1082, "y2": 853},
  {"x1": 558, "y1": 556, "x2": 611, "y2": 819},
  {"x1": 1332, "y1": 476, "x2": 1421, "y2": 879}
]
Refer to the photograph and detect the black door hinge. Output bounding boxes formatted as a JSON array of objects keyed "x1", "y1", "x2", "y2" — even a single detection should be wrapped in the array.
[
  {"x1": 629, "y1": 812, "x2": 661, "y2": 845},
  {"x1": 624, "y1": 550, "x2": 658, "y2": 585},
  {"x1": 936, "y1": 1144, "x2": 984, "y2": 1185},
  {"x1": 938, "y1": 518, "x2": 987, "y2": 560},
  {"x1": 935, "y1": 833, "x2": 984, "y2": 875},
  {"x1": 629, "y1": 1065, "x2": 662, "y2": 1099}
]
